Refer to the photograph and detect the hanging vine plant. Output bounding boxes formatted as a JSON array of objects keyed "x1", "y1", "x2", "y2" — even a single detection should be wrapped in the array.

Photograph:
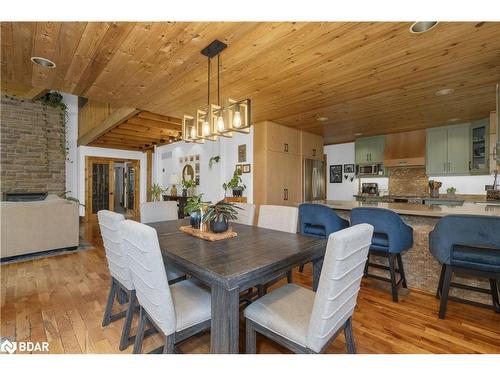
[{"x1": 38, "y1": 92, "x2": 70, "y2": 160}]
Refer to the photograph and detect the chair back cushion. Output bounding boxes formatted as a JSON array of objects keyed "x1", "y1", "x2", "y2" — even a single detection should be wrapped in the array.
[
  {"x1": 257, "y1": 205, "x2": 298, "y2": 233},
  {"x1": 120, "y1": 219, "x2": 176, "y2": 336},
  {"x1": 306, "y1": 224, "x2": 373, "y2": 353},
  {"x1": 97, "y1": 210, "x2": 134, "y2": 290},
  {"x1": 429, "y1": 214, "x2": 500, "y2": 265},
  {"x1": 232, "y1": 203, "x2": 256, "y2": 226},
  {"x1": 350, "y1": 207, "x2": 413, "y2": 253},
  {"x1": 140, "y1": 201, "x2": 178, "y2": 224},
  {"x1": 299, "y1": 203, "x2": 349, "y2": 238}
]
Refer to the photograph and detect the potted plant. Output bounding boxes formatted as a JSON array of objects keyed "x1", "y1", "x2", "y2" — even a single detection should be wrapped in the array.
[
  {"x1": 182, "y1": 179, "x2": 196, "y2": 197},
  {"x1": 202, "y1": 200, "x2": 240, "y2": 233},
  {"x1": 446, "y1": 187, "x2": 457, "y2": 199},
  {"x1": 184, "y1": 194, "x2": 206, "y2": 229},
  {"x1": 223, "y1": 169, "x2": 246, "y2": 198},
  {"x1": 150, "y1": 183, "x2": 164, "y2": 202}
]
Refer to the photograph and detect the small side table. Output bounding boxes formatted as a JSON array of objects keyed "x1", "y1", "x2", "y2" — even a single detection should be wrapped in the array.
[
  {"x1": 162, "y1": 195, "x2": 188, "y2": 218},
  {"x1": 224, "y1": 197, "x2": 248, "y2": 203}
]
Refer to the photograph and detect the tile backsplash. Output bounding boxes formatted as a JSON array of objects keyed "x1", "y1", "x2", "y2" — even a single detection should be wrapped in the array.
[{"x1": 388, "y1": 167, "x2": 428, "y2": 196}]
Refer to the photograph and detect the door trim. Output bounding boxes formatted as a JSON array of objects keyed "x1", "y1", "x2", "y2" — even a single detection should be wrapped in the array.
[{"x1": 85, "y1": 156, "x2": 141, "y2": 221}]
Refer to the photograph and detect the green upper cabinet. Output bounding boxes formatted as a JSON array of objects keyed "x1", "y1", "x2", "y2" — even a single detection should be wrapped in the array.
[
  {"x1": 470, "y1": 118, "x2": 489, "y2": 175},
  {"x1": 355, "y1": 135, "x2": 385, "y2": 164},
  {"x1": 426, "y1": 123, "x2": 472, "y2": 176}
]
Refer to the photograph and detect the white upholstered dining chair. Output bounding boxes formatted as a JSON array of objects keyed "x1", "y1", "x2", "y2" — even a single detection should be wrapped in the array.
[
  {"x1": 257, "y1": 205, "x2": 299, "y2": 290},
  {"x1": 257, "y1": 205, "x2": 298, "y2": 233},
  {"x1": 245, "y1": 224, "x2": 374, "y2": 354},
  {"x1": 140, "y1": 201, "x2": 178, "y2": 224},
  {"x1": 232, "y1": 203, "x2": 256, "y2": 226},
  {"x1": 120, "y1": 219, "x2": 211, "y2": 354},
  {"x1": 98, "y1": 210, "x2": 138, "y2": 351}
]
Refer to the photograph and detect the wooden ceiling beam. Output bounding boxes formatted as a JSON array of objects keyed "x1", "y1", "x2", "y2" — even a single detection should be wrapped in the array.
[
  {"x1": 119, "y1": 122, "x2": 181, "y2": 137},
  {"x1": 107, "y1": 128, "x2": 173, "y2": 142},
  {"x1": 126, "y1": 116, "x2": 182, "y2": 132},
  {"x1": 90, "y1": 142, "x2": 143, "y2": 151},
  {"x1": 137, "y1": 111, "x2": 182, "y2": 126},
  {"x1": 78, "y1": 107, "x2": 139, "y2": 146}
]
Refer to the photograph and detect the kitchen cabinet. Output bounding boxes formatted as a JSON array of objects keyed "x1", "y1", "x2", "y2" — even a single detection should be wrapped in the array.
[
  {"x1": 470, "y1": 118, "x2": 489, "y2": 175},
  {"x1": 384, "y1": 129, "x2": 425, "y2": 167},
  {"x1": 426, "y1": 123, "x2": 471, "y2": 175},
  {"x1": 355, "y1": 135, "x2": 385, "y2": 164},
  {"x1": 301, "y1": 131, "x2": 324, "y2": 160},
  {"x1": 254, "y1": 121, "x2": 319, "y2": 208},
  {"x1": 267, "y1": 122, "x2": 300, "y2": 155}
]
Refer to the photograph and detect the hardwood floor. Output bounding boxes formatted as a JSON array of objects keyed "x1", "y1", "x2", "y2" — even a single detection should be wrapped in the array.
[{"x1": 1, "y1": 221, "x2": 499, "y2": 354}]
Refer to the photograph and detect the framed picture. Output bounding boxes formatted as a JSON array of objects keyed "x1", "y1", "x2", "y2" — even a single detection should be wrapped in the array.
[
  {"x1": 238, "y1": 144, "x2": 247, "y2": 163},
  {"x1": 330, "y1": 164, "x2": 343, "y2": 183},
  {"x1": 242, "y1": 164, "x2": 251, "y2": 173},
  {"x1": 235, "y1": 164, "x2": 243, "y2": 173},
  {"x1": 344, "y1": 164, "x2": 355, "y2": 173}
]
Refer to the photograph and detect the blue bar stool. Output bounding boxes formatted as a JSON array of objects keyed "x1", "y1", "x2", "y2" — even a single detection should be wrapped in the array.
[
  {"x1": 351, "y1": 207, "x2": 413, "y2": 302},
  {"x1": 429, "y1": 214, "x2": 500, "y2": 319},
  {"x1": 297, "y1": 203, "x2": 349, "y2": 272}
]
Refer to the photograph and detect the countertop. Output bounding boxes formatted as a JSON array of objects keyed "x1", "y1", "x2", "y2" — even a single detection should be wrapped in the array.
[{"x1": 309, "y1": 200, "x2": 500, "y2": 218}]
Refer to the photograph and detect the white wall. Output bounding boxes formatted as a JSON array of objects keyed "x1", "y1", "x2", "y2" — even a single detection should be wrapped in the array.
[
  {"x1": 324, "y1": 143, "x2": 358, "y2": 200},
  {"x1": 61, "y1": 93, "x2": 78, "y2": 199},
  {"x1": 153, "y1": 129, "x2": 253, "y2": 203},
  {"x1": 77, "y1": 146, "x2": 148, "y2": 216},
  {"x1": 428, "y1": 175, "x2": 494, "y2": 195}
]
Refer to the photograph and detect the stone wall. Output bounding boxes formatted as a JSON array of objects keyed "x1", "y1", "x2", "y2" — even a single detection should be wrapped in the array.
[
  {"x1": 1, "y1": 95, "x2": 66, "y2": 196},
  {"x1": 388, "y1": 167, "x2": 429, "y2": 196}
]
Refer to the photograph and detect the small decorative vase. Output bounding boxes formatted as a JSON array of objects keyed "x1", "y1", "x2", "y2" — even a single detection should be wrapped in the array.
[
  {"x1": 182, "y1": 189, "x2": 187, "y2": 197},
  {"x1": 190, "y1": 212, "x2": 201, "y2": 229},
  {"x1": 232, "y1": 187, "x2": 243, "y2": 198},
  {"x1": 210, "y1": 219, "x2": 228, "y2": 233}
]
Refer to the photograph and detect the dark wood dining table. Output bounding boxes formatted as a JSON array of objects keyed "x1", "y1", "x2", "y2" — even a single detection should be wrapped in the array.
[{"x1": 147, "y1": 219, "x2": 328, "y2": 354}]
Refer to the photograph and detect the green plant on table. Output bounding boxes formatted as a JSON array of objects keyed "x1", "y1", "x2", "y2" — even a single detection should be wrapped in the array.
[
  {"x1": 202, "y1": 200, "x2": 240, "y2": 223},
  {"x1": 184, "y1": 194, "x2": 207, "y2": 216},
  {"x1": 151, "y1": 183, "x2": 164, "y2": 202},
  {"x1": 446, "y1": 187, "x2": 457, "y2": 195}
]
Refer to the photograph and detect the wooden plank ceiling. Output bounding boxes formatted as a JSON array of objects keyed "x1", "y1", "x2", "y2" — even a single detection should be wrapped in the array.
[
  {"x1": 89, "y1": 111, "x2": 182, "y2": 150},
  {"x1": 1, "y1": 22, "x2": 500, "y2": 144}
]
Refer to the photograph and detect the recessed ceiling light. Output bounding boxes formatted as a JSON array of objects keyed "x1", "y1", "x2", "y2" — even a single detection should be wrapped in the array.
[
  {"x1": 316, "y1": 116, "x2": 329, "y2": 122},
  {"x1": 447, "y1": 118, "x2": 461, "y2": 122},
  {"x1": 354, "y1": 132, "x2": 363, "y2": 136},
  {"x1": 30, "y1": 56, "x2": 56, "y2": 69},
  {"x1": 410, "y1": 22, "x2": 438, "y2": 34},
  {"x1": 435, "y1": 88, "x2": 454, "y2": 96}
]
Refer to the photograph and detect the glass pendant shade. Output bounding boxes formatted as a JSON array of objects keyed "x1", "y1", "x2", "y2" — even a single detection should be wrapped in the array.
[
  {"x1": 226, "y1": 98, "x2": 251, "y2": 133},
  {"x1": 196, "y1": 109, "x2": 216, "y2": 141},
  {"x1": 182, "y1": 115, "x2": 204, "y2": 143}
]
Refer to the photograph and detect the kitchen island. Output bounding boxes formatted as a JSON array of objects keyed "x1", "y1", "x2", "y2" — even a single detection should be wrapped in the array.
[{"x1": 310, "y1": 200, "x2": 500, "y2": 304}]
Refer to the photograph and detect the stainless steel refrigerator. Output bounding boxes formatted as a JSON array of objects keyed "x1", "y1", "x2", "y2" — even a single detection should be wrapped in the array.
[{"x1": 303, "y1": 159, "x2": 326, "y2": 201}]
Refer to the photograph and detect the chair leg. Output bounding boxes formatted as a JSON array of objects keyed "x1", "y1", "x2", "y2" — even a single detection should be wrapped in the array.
[
  {"x1": 343, "y1": 317, "x2": 356, "y2": 354},
  {"x1": 133, "y1": 307, "x2": 147, "y2": 354},
  {"x1": 119, "y1": 290, "x2": 137, "y2": 351},
  {"x1": 436, "y1": 264, "x2": 446, "y2": 299},
  {"x1": 439, "y1": 264, "x2": 453, "y2": 319},
  {"x1": 299, "y1": 263, "x2": 305, "y2": 273},
  {"x1": 363, "y1": 254, "x2": 370, "y2": 277},
  {"x1": 245, "y1": 319, "x2": 257, "y2": 354},
  {"x1": 396, "y1": 254, "x2": 408, "y2": 288},
  {"x1": 489, "y1": 279, "x2": 500, "y2": 311},
  {"x1": 388, "y1": 254, "x2": 399, "y2": 302},
  {"x1": 162, "y1": 334, "x2": 175, "y2": 354},
  {"x1": 102, "y1": 279, "x2": 117, "y2": 327},
  {"x1": 286, "y1": 270, "x2": 293, "y2": 283}
]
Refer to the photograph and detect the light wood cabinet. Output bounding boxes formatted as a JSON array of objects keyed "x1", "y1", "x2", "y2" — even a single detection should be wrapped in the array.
[
  {"x1": 301, "y1": 131, "x2": 324, "y2": 160},
  {"x1": 254, "y1": 121, "x2": 322, "y2": 208},
  {"x1": 267, "y1": 122, "x2": 300, "y2": 155},
  {"x1": 384, "y1": 129, "x2": 425, "y2": 167}
]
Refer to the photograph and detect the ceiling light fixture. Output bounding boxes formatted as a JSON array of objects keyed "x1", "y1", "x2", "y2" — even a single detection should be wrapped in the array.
[
  {"x1": 354, "y1": 132, "x2": 363, "y2": 137},
  {"x1": 410, "y1": 22, "x2": 438, "y2": 34},
  {"x1": 316, "y1": 116, "x2": 329, "y2": 122},
  {"x1": 182, "y1": 40, "x2": 252, "y2": 143},
  {"x1": 30, "y1": 56, "x2": 56, "y2": 69},
  {"x1": 447, "y1": 118, "x2": 461, "y2": 122},
  {"x1": 435, "y1": 88, "x2": 454, "y2": 96}
]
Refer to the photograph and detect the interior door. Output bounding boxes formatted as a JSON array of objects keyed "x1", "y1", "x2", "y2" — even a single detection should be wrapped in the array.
[{"x1": 87, "y1": 158, "x2": 115, "y2": 220}]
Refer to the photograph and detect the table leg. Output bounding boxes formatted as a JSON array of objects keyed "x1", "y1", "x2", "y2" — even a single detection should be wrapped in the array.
[
  {"x1": 312, "y1": 257, "x2": 324, "y2": 292},
  {"x1": 210, "y1": 285, "x2": 240, "y2": 354}
]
